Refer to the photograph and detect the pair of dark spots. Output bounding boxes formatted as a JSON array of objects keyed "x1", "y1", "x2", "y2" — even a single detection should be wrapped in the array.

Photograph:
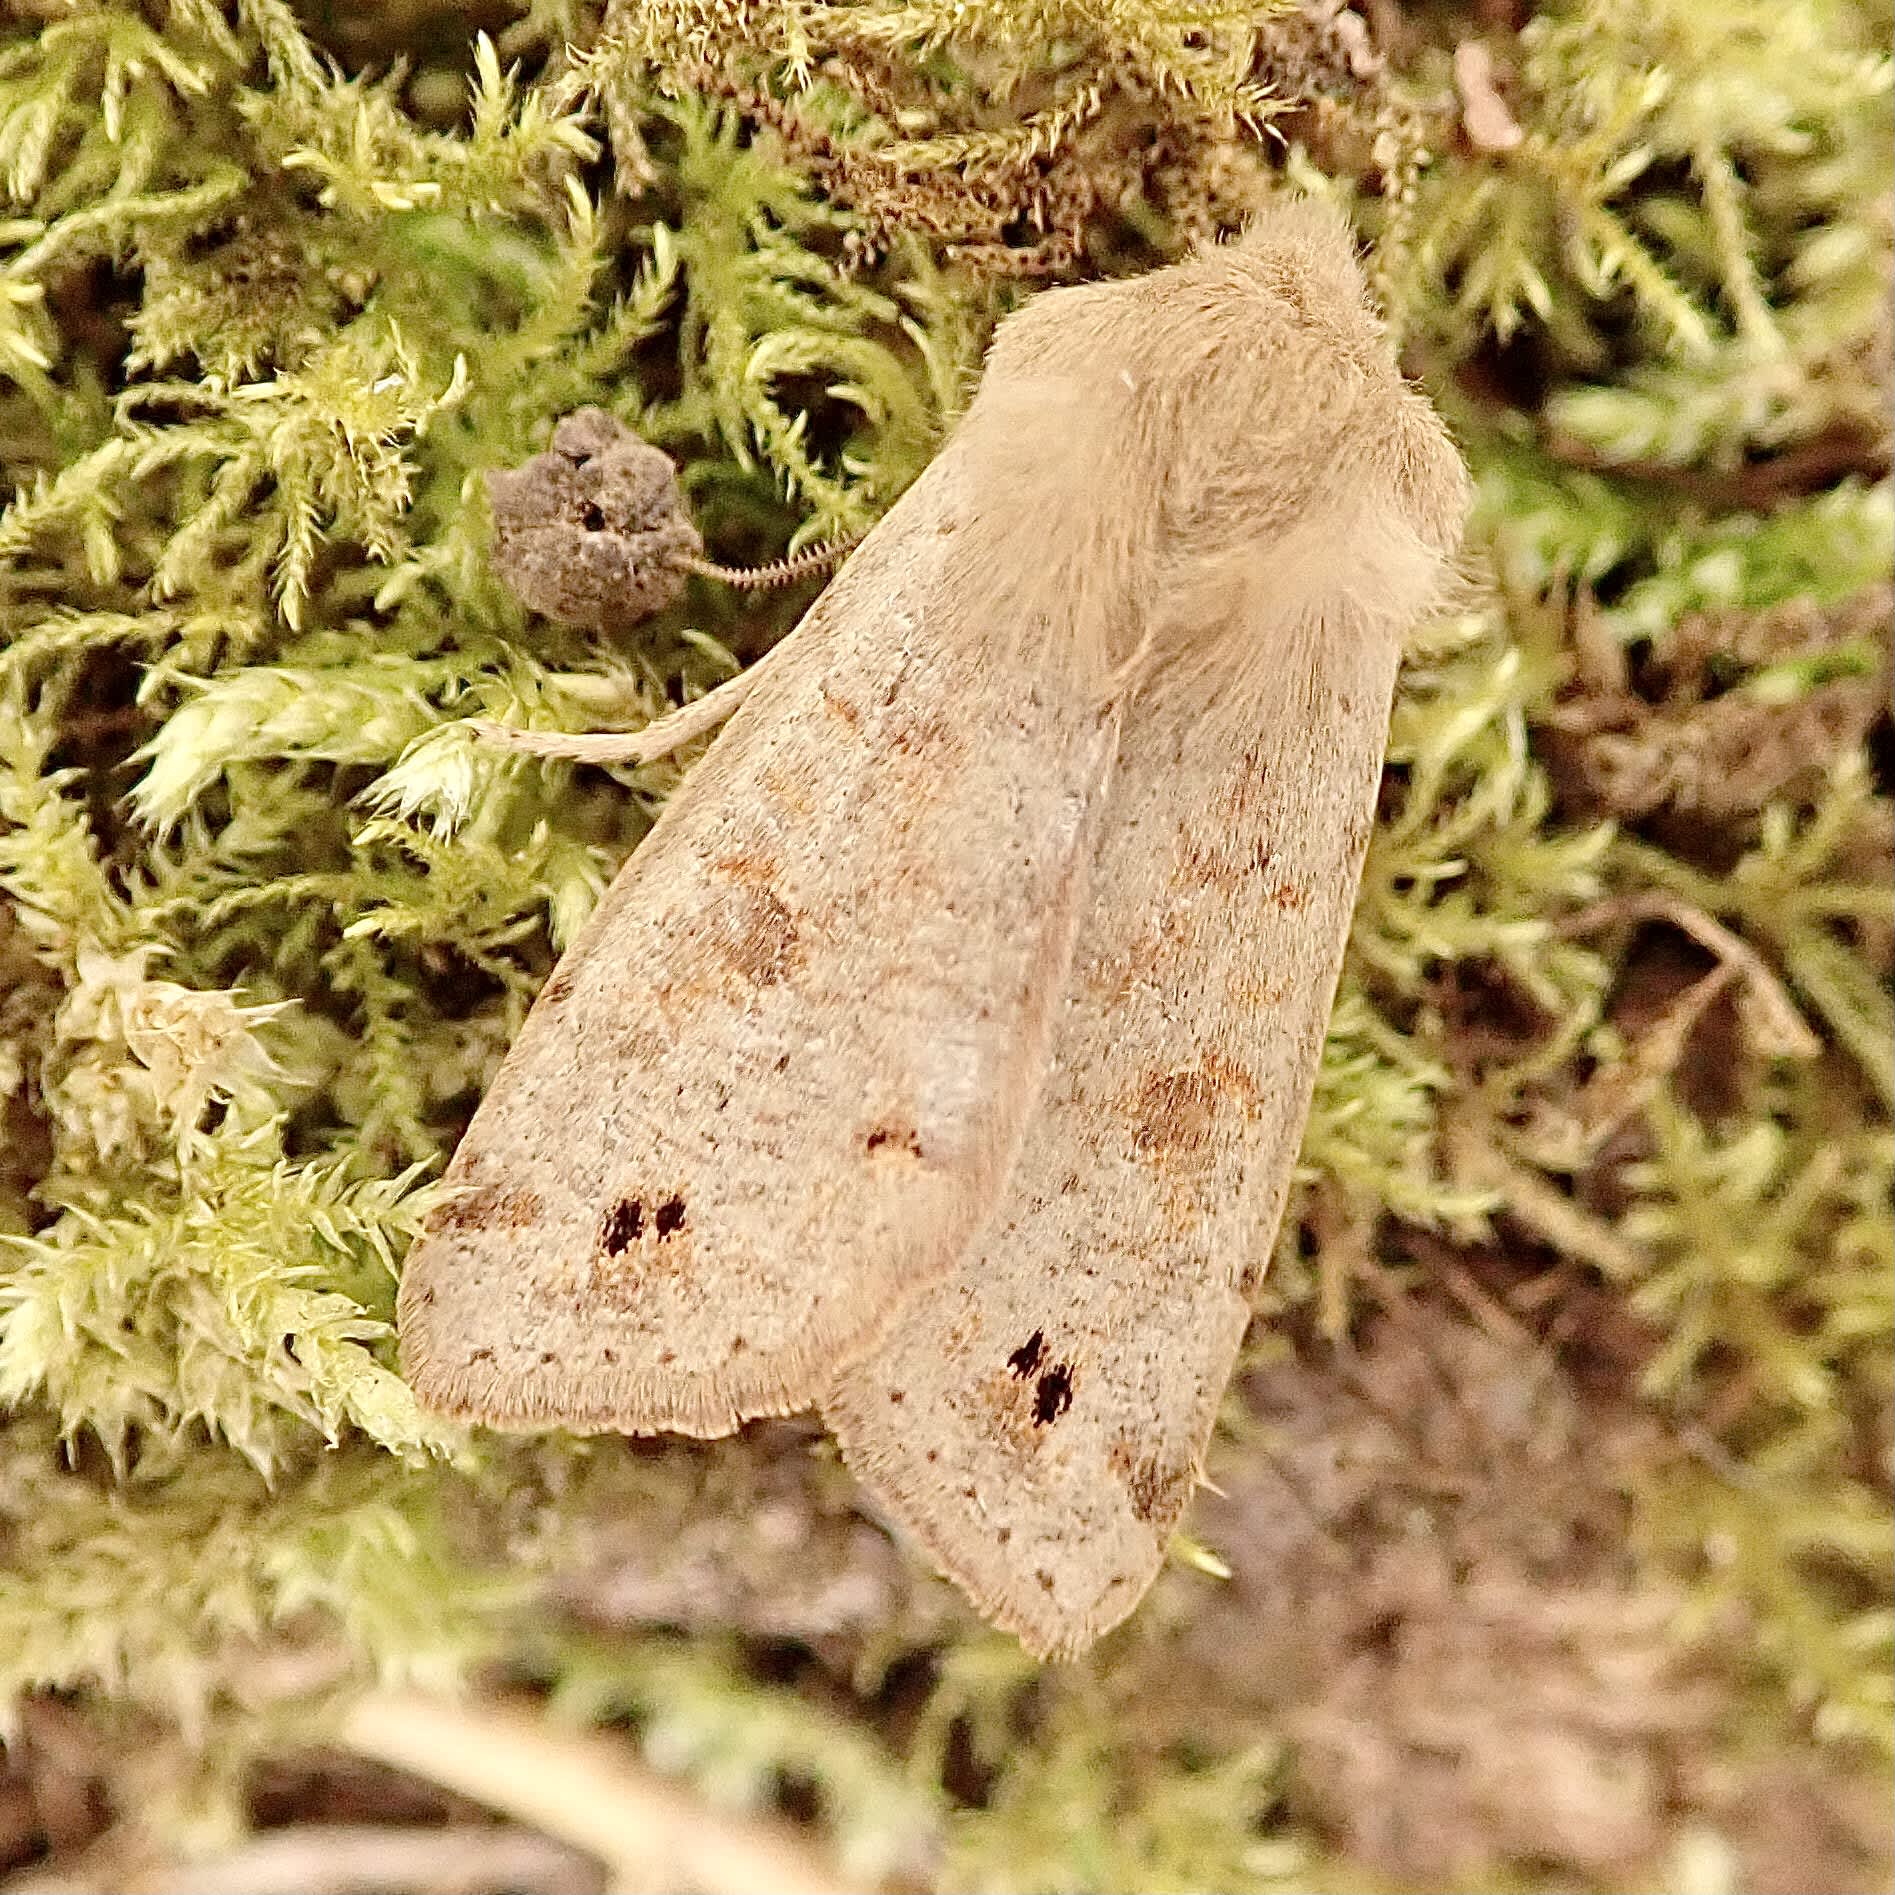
[
  {"x1": 882, "y1": 1327, "x2": 1073, "y2": 1429},
  {"x1": 1007, "y1": 1327, "x2": 1073, "y2": 1425},
  {"x1": 600, "y1": 1193, "x2": 687, "y2": 1255}
]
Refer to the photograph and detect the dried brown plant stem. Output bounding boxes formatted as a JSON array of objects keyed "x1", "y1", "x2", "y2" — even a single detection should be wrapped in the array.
[
  {"x1": 4, "y1": 1823, "x2": 599, "y2": 1895},
  {"x1": 1444, "y1": 1117, "x2": 1646, "y2": 1280},
  {"x1": 1559, "y1": 892, "x2": 1821, "y2": 1059},
  {"x1": 338, "y1": 1690, "x2": 865, "y2": 1895}
]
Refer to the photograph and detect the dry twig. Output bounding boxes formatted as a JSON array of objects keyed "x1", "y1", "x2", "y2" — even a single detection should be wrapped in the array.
[
  {"x1": 339, "y1": 1691, "x2": 869, "y2": 1895},
  {"x1": 5, "y1": 1823, "x2": 600, "y2": 1895}
]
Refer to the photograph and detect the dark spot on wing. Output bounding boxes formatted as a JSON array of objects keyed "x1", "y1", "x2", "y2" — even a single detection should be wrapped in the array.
[
  {"x1": 1007, "y1": 1330, "x2": 1046, "y2": 1378},
  {"x1": 712, "y1": 850, "x2": 782, "y2": 888},
  {"x1": 431, "y1": 1184, "x2": 543, "y2": 1236},
  {"x1": 1033, "y1": 1364, "x2": 1074, "y2": 1425},
  {"x1": 1109, "y1": 1433, "x2": 1175, "y2": 1523},
  {"x1": 820, "y1": 683, "x2": 861, "y2": 727},
  {"x1": 1353, "y1": 1610, "x2": 1405, "y2": 1658},
  {"x1": 600, "y1": 1198, "x2": 644, "y2": 1253},
  {"x1": 1126, "y1": 1463, "x2": 1166, "y2": 1520},
  {"x1": 1130, "y1": 1068, "x2": 1218, "y2": 1155},
  {"x1": 865, "y1": 1123, "x2": 924, "y2": 1157},
  {"x1": 712, "y1": 887, "x2": 802, "y2": 988},
  {"x1": 583, "y1": 1197, "x2": 687, "y2": 1312},
  {"x1": 887, "y1": 706, "x2": 951, "y2": 755}
]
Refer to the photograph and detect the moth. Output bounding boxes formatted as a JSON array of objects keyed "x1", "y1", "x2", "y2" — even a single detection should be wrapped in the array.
[{"x1": 398, "y1": 196, "x2": 1471, "y2": 1657}]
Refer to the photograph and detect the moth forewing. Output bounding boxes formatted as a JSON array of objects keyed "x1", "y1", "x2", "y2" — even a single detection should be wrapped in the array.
[
  {"x1": 823, "y1": 206, "x2": 1473, "y2": 1656},
  {"x1": 397, "y1": 441, "x2": 1120, "y2": 1439},
  {"x1": 823, "y1": 622, "x2": 1412, "y2": 1656}
]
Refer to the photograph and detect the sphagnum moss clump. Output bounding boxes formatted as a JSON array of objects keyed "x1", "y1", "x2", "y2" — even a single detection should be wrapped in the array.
[{"x1": 0, "y1": 1, "x2": 1888, "y2": 1888}]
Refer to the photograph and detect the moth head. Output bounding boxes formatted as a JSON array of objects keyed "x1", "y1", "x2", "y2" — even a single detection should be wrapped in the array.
[
  {"x1": 1226, "y1": 195, "x2": 1381, "y2": 345},
  {"x1": 1197, "y1": 205, "x2": 1472, "y2": 623},
  {"x1": 960, "y1": 198, "x2": 1472, "y2": 677}
]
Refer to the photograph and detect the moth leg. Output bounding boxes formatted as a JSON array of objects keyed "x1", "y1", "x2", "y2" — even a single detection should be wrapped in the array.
[{"x1": 467, "y1": 648, "x2": 781, "y2": 766}]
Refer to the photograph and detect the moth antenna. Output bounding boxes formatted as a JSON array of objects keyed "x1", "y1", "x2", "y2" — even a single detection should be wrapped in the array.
[{"x1": 680, "y1": 534, "x2": 861, "y2": 591}]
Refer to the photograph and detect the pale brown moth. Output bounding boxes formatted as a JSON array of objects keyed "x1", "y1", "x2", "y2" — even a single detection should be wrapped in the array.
[{"x1": 397, "y1": 196, "x2": 1471, "y2": 1657}]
